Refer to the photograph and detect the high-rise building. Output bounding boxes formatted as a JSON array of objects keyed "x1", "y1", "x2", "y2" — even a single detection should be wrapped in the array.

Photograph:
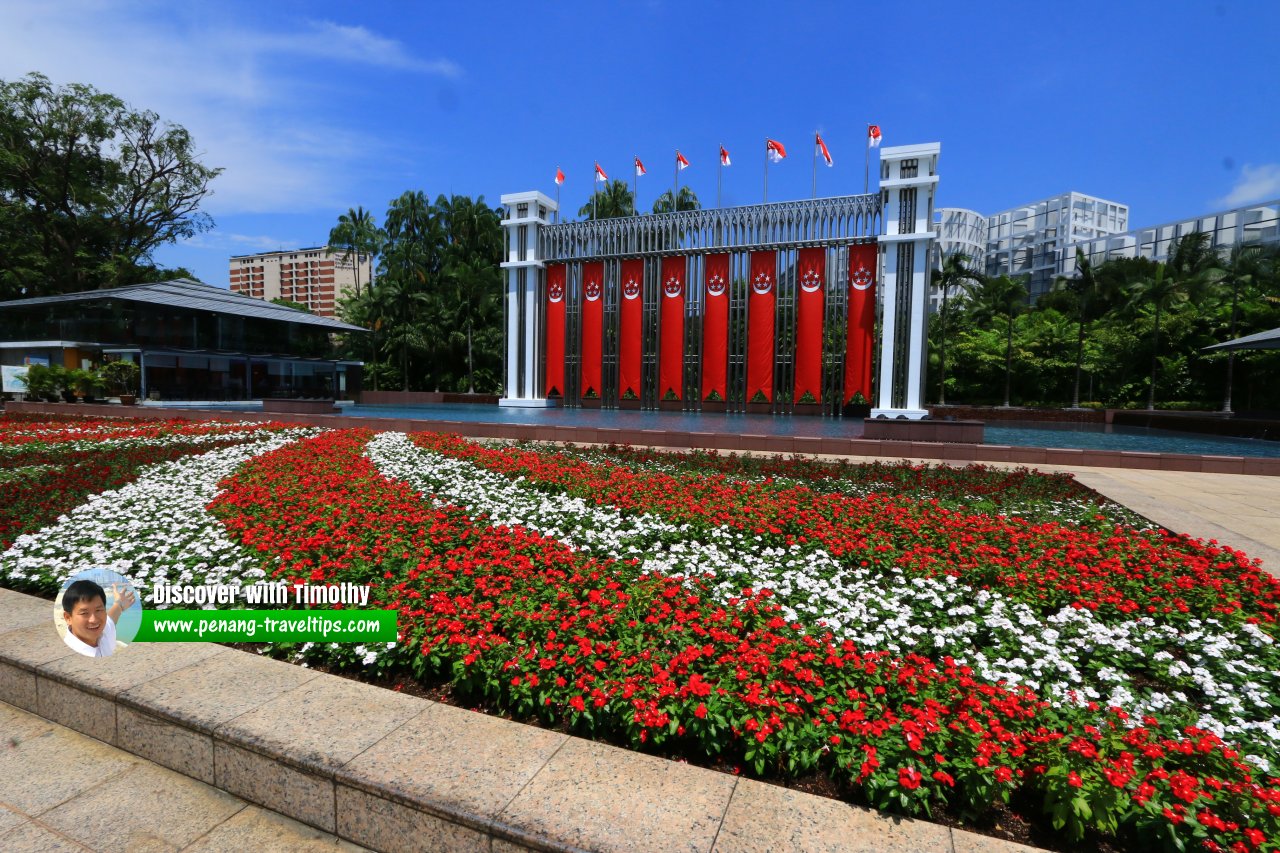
[{"x1": 228, "y1": 247, "x2": 371, "y2": 318}]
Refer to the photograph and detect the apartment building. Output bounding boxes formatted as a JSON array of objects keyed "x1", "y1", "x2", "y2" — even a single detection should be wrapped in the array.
[{"x1": 228, "y1": 247, "x2": 371, "y2": 318}]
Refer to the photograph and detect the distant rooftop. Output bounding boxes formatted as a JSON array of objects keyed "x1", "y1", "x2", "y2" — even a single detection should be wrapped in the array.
[
  {"x1": 228, "y1": 246, "x2": 331, "y2": 260},
  {"x1": 0, "y1": 278, "x2": 366, "y2": 333}
]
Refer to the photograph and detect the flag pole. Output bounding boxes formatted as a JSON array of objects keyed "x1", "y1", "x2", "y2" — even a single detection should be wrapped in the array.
[
  {"x1": 717, "y1": 144, "x2": 723, "y2": 209},
  {"x1": 864, "y1": 125, "x2": 870, "y2": 195},
  {"x1": 555, "y1": 168, "x2": 560, "y2": 223},
  {"x1": 593, "y1": 164, "x2": 598, "y2": 221},
  {"x1": 763, "y1": 140, "x2": 768, "y2": 205},
  {"x1": 673, "y1": 151, "x2": 679, "y2": 214},
  {"x1": 812, "y1": 133, "x2": 818, "y2": 199},
  {"x1": 633, "y1": 156, "x2": 638, "y2": 216}
]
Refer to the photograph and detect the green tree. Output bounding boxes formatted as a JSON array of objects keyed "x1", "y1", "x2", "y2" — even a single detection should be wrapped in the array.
[
  {"x1": 961, "y1": 274, "x2": 1027, "y2": 406},
  {"x1": 326, "y1": 206, "x2": 383, "y2": 297},
  {"x1": 378, "y1": 190, "x2": 445, "y2": 391},
  {"x1": 651, "y1": 187, "x2": 701, "y2": 214},
  {"x1": 1128, "y1": 265, "x2": 1187, "y2": 410},
  {"x1": 1215, "y1": 243, "x2": 1275, "y2": 412},
  {"x1": 932, "y1": 252, "x2": 983, "y2": 405},
  {"x1": 578, "y1": 179, "x2": 634, "y2": 219},
  {"x1": 0, "y1": 73, "x2": 221, "y2": 297},
  {"x1": 269, "y1": 298, "x2": 312, "y2": 314}
]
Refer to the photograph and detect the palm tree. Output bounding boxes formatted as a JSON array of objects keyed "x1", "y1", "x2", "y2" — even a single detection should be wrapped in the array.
[
  {"x1": 1217, "y1": 244, "x2": 1275, "y2": 412},
  {"x1": 1128, "y1": 264, "x2": 1189, "y2": 410},
  {"x1": 932, "y1": 253, "x2": 983, "y2": 405},
  {"x1": 327, "y1": 206, "x2": 383, "y2": 297},
  {"x1": 651, "y1": 187, "x2": 701, "y2": 214},
  {"x1": 1057, "y1": 247, "x2": 1100, "y2": 409},
  {"x1": 963, "y1": 275, "x2": 1027, "y2": 407},
  {"x1": 578, "y1": 180, "x2": 635, "y2": 220}
]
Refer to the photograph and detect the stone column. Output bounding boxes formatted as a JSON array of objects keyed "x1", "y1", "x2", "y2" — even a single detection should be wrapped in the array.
[
  {"x1": 873, "y1": 143, "x2": 940, "y2": 420},
  {"x1": 499, "y1": 192, "x2": 558, "y2": 407}
]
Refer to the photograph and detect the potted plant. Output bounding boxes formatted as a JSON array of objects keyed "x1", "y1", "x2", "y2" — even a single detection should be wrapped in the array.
[
  {"x1": 101, "y1": 360, "x2": 140, "y2": 405},
  {"x1": 579, "y1": 386, "x2": 601, "y2": 409},
  {"x1": 745, "y1": 389, "x2": 772, "y2": 414},
  {"x1": 658, "y1": 388, "x2": 683, "y2": 412},
  {"x1": 793, "y1": 389, "x2": 823, "y2": 417},
  {"x1": 618, "y1": 387, "x2": 641, "y2": 410},
  {"x1": 66, "y1": 368, "x2": 105, "y2": 402},
  {"x1": 843, "y1": 390, "x2": 872, "y2": 418},
  {"x1": 20, "y1": 364, "x2": 57, "y2": 402},
  {"x1": 701, "y1": 388, "x2": 726, "y2": 414}
]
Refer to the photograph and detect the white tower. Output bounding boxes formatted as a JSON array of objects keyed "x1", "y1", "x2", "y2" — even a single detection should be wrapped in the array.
[
  {"x1": 499, "y1": 191, "x2": 557, "y2": 407},
  {"x1": 874, "y1": 143, "x2": 940, "y2": 419}
]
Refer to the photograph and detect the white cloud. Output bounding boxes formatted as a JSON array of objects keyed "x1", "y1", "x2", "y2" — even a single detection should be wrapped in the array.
[
  {"x1": 182, "y1": 232, "x2": 299, "y2": 253},
  {"x1": 0, "y1": 1, "x2": 457, "y2": 214},
  {"x1": 1215, "y1": 163, "x2": 1280, "y2": 209}
]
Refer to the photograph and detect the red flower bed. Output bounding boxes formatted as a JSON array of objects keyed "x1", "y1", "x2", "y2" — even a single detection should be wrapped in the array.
[
  {"x1": 208, "y1": 430, "x2": 1280, "y2": 851},
  {"x1": 411, "y1": 433, "x2": 1280, "y2": 630}
]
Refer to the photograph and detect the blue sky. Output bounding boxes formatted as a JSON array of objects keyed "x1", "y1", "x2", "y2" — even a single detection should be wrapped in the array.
[{"x1": 2, "y1": 0, "x2": 1278, "y2": 288}]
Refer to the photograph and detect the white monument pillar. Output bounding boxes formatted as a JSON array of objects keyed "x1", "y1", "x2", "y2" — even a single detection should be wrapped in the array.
[
  {"x1": 874, "y1": 143, "x2": 939, "y2": 420},
  {"x1": 499, "y1": 191, "x2": 558, "y2": 407}
]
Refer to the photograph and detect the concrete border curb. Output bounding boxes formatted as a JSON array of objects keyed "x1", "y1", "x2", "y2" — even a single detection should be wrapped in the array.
[{"x1": 0, "y1": 588, "x2": 1041, "y2": 853}]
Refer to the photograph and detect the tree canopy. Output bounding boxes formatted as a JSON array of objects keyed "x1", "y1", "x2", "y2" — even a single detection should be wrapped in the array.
[{"x1": 0, "y1": 73, "x2": 221, "y2": 298}]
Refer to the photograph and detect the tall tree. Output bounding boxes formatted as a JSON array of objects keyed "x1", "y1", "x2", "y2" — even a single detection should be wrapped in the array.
[
  {"x1": 1055, "y1": 247, "x2": 1100, "y2": 409},
  {"x1": 932, "y1": 252, "x2": 983, "y2": 405},
  {"x1": 651, "y1": 187, "x2": 701, "y2": 214},
  {"x1": 962, "y1": 275, "x2": 1027, "y2": 406},
  {"x1": 1128, "y1": 264, "x2": 1188, "y2": 410},
  {"x1": 378, "y1": 190, "x2": 445, "y2": 390},
  {"x1": 1216, "y1": 243, "x2": 1275, "y2": 412},
  {"x1": 326, "y1": 206, "x2": 382, "y2": 297},
  {"x1": 578, "y1": 179, "x2": 634, "y2": 219},
  {"x1": 0, "y1": 73, "x2": 220, "y2": 297}
]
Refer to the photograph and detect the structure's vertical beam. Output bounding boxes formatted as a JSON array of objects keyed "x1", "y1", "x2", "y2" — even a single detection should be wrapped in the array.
[
  {"x1": 872, "y1": 143, "x2": 940, "y2": 420},
  {"x1": 499, "y1": 192, "x2": 558, "y2": 407}
]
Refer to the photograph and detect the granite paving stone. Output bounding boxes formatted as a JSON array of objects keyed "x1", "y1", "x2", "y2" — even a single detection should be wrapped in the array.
[
  {"x1": 498, "y1": 737, "x2": 735, "y2": 853},
  {"x1": 0, "y1": 659, "x2": 39, "y2": 711},
  {"x1": 0, "y1": 623, "x2": 78, "y2": 671},
  {"x1": 35, "y1": 676, "x2": 117, "y2": 744},
  {"x1": 40, "y1": 761, "x2": 245, "y2": 852},
  {"x1": 0, "y1": 821, "x2": 91, "y2": 851},
  {"x1": 336, "y1": 784, "x2": 492, "y2": 853},
  {"x1": 213, "y1": 739, "x2": 336, "y2": 833},
  {"x1": 115, "y1": 703, "x2": 216, "y2": 784},
  {"x1": 37, "y1": 640, "x2": 225, "y2": 700},
  {"x1": 712, "y1": 777, "x2": 953, "y2": 853},
  {"x1": 180, "y1": 805, "x2": 369, "y2": 852},
  {"x1": 215, "y1": 674, "x2": 424, "y2": 776},
  {"x1": 0, "y1": 720, "x2": 138, "y2": 815},
  {"x1": 952, "y1": 829, "x2": 1047, "y2": 852},
  {"x1": 0, "y1": 587, "x2": 56, "y2": 634},
  {"x1": 118, "y1": 647, "x2": 319, "y2": 735},
  {"x1": 0, "y1": 802, "x2": 26, "y2": 835},
  {"x1": 338, "y1": 702, "x2": 567, "y2": 824}
]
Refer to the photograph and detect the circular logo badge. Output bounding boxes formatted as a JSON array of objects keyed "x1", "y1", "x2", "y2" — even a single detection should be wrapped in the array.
[
  {"x1": 663, "y1": 276, "x2": 682, "y2": 298},
  {"x1": 622, "y1": 277, "x2": 641, "y2": 300},
  {"x1": 548, "y1": 280, "x2": 564, "y2": 303},
  {"x1": 851, "y1": 264, "x2": 874, "y2": 291},
  {"x1": 584, "y1": 278, "x2": 602, "y2": 301},
  {"x1": 800, "y1": 269, "x2": 823, "y2": 293},
  {"x1": 752, "y1": 271, "x2": 773, "y2": 295},
  {"x1": 55, "y1": 569, "x2": 142, "y2": 658},
  {"x1": 706, "y1": 272, "x2": 726, "y2": 297}
]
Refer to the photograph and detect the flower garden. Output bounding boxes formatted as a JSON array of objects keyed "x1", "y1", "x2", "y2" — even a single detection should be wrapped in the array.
[{"x1": 3, "y1": 414, "x2": 1279, "y2": 852}]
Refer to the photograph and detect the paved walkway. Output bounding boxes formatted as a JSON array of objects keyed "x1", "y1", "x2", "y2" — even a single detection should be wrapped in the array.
[{"x1": 0, "y1": 701, "x2": 366, "y2": 852}]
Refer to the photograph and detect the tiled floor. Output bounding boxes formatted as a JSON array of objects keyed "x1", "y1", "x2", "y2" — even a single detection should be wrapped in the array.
[{"x1": 0, "y1": 701, "x2": 367, "y2": 853}]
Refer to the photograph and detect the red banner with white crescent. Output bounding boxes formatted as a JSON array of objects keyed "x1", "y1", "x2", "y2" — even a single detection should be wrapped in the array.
[
  {"x1": 794, "y1": 248, "x2": 825, "y2": 403},
  {"x1": 544, "y1": 263, "x2": 566, "y2": 397},
  {"x1": 701, "y1": 254, "x2": 730, "y2": 403},
  {"x1": 580, "y1": 261, "x2": 604, "y2": 399},
  {"x1": 619, "y1": 258, "x2": 644, "y2": 400},
  {"x1": 659, "y1": 256, "x2": 685, "y2": 400},
  {"x1": 747, "y1": 251, "x2": 776, "y2": 403},
  {"x1": 844, "y1": 242, "x2": 877, "y2": 404}
]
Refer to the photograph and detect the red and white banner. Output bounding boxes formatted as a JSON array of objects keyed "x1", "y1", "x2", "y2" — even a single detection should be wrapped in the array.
[
  {"x1": 816, "y1": 133, "x2": 833, "y2": 167},
  {"x1": 794, "y1": 248, "x2": 825, "y2": 403},
  {"x1": 554, "y1": 168, "x2": 565, "y2": 186},
  {"x1": 844, "y1": 243, "x2": 877, "y2": 404},
  {"x1": 659, "y1": 256, "x2": 685, "y2": 400},
  {"x1": 766, "y1": 139, "x2": 787, "y2": 162},
  {"x1": 619, "y1": 258, "x2": 644, "y2": 400},
  {"x1": 719, "y1": 146, "x2": 731, "y2": 167},
  {"x1": 544, "y1": 263, "x2": 566, "y2": 397},
  {"x1": 676, "y1": 151, "x2": 689, "y2": 171},
  {"x1": 634, "y1": 157, "x2": 647, "y2": 177},
  {"x1": 747, "y1": 251, "x2": 776, "y2": 403},
  {"x1": 701, "y1": 254, "x2": 730, "y2": 403},
  {"x1": 580, "y1": 261, "x2": 604, "y2": 399},
  {"x1": 867, "y1": 125, "x2": 882, "y2": 148}
]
